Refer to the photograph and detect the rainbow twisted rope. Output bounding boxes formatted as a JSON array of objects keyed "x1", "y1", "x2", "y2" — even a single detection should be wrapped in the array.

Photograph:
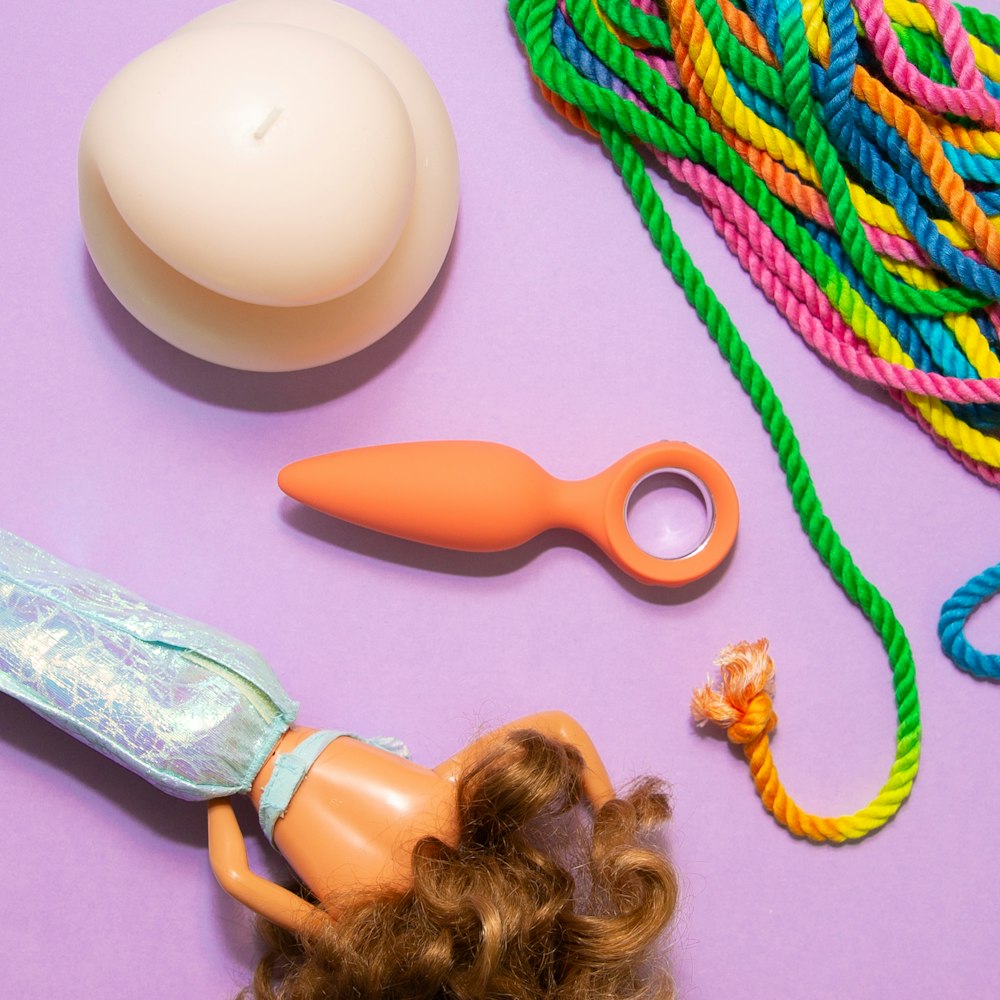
[
  {"x1": 506, "y1": 0, "x2": 1000, "y2": 840},
  {"x1": 514, "y1": 0, "x2": 1000, "y2": 683}
]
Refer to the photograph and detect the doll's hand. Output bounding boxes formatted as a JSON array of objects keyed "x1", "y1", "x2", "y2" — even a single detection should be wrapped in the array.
[{"x1": 207, "y1": 799, "x2": 320, "y2": 935}]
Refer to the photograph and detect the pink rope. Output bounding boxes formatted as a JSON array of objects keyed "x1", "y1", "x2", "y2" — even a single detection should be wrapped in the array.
[
  {"x1": 653, "y1": 148, "x2": 1000, "y2": 402},
  {"x1": 894, "y1": 389, "x2": 1000, "y2": 483},
  {"x1": 631, "y1": 37, "x2": 959, "y2": 267},
  {"x1": 854, "y1": 0, "x2": 1000, "y2": 124}
]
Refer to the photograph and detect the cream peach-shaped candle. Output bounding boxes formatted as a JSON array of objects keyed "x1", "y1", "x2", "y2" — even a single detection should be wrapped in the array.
[{"x1": 79, "y1": 0, "x2": 459, "y2": 371}]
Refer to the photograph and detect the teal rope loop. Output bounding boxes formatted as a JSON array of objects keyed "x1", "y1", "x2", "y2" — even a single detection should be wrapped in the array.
[{"x1": 939, "y1": 563, "x2": 1000, "y2": 679}]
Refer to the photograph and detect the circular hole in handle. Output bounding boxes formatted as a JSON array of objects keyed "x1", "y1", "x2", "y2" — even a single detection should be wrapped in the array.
[{"x1": 625, "y1": 469, "x2": 715, "y2": 560}]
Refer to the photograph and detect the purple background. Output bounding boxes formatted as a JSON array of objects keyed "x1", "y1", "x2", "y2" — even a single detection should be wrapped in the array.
[{"x1": 2, "y1": 1, "x2": 1000, "y2": 996}]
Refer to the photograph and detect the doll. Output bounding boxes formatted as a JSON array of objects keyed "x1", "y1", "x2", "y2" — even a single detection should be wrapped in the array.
[{"x1": 0, "y1": 528, "x2": 676, "y2": 1000}]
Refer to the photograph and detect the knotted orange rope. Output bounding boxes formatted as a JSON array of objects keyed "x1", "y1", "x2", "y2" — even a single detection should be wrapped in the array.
[{"x1": 692, "y1": 640, "x2": 906, "y2": 842}]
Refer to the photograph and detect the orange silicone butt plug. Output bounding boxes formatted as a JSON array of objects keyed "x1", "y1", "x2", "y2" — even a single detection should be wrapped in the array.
[{"x1": 278, "y1": 441, "x2": 738, "y2": 586}]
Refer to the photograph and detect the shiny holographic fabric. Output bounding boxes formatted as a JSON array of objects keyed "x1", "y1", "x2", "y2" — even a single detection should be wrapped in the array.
[{"x1": 0, "y1": 529, "x2": 298, "y2": 800}]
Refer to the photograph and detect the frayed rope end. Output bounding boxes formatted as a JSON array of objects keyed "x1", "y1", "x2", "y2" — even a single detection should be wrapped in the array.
[{"x1": 691, "y1": 638, "x2": 777, "y2": 744}]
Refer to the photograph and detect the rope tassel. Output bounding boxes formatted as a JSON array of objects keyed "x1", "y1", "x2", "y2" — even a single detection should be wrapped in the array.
[
  {"x1": 692, "y1": 640, "x2": 906, "y2": 843},
  {"x1": 692, "y1": 639, "x2": 777, "y2": 744}
]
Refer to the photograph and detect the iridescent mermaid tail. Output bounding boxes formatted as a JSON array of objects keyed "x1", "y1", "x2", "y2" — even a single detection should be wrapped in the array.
[{"x1": 0, "y1": 529, "x2": 298, "y2": 800}]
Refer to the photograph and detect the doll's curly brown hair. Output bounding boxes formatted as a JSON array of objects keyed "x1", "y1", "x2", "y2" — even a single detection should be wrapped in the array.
[{"x1": 239, "y1": 728, "x2": 677, "y2": 1000}]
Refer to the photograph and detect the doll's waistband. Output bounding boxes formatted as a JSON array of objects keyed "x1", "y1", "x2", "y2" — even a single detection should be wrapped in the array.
[{"x1": 257, "y1": 729, "x2": 410, "y2": 843}]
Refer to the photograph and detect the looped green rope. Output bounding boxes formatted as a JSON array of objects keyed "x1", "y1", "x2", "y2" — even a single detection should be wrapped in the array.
[{"x1": 508, "y1": 0, "x2": 922, "y2": 841}]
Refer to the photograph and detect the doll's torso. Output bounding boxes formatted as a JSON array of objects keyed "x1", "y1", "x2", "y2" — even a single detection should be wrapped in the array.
[{"x1": 250, "y1": 727, "x2": 458, "y2": 904}]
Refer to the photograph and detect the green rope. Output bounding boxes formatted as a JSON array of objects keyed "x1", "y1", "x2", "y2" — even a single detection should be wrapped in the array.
[{"x1": 509, "y1": 0, "x2": 922, "y2": 840}]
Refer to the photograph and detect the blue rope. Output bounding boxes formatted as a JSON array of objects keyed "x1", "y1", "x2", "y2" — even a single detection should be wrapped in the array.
[{"x1": 939, "y1": 562, "x2": 1000, "y2": 679}]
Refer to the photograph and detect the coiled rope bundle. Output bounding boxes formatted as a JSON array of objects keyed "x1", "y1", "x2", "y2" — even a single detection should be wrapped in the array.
[{"x1": 506, "y1": 0, "x2": 1000, "y2": 839}]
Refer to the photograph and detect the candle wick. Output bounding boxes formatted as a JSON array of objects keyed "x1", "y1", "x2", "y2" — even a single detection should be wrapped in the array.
[{"x1": 253, "y1": 107, "x2": 283, "y2": 141}]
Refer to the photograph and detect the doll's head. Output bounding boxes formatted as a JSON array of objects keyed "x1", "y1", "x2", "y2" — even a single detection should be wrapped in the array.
[{"x1": 242, "y1": 728, "x2": 677, "y2": 1000}]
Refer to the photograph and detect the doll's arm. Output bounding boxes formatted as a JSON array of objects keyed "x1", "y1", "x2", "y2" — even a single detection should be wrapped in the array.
[
  {"x1": 207, "y1": 799, "x2": 320, "y2": 935},
  {"x1": 433, "y1": 710, "x2": 615, "y2": 809}
]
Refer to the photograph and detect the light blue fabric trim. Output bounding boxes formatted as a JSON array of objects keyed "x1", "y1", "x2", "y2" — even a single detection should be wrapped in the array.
[{"x1": 257, "y1": 729, "x2": 410, "y2": 843}]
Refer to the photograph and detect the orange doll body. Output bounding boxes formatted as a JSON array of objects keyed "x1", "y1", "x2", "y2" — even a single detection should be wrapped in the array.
[{"x1": 209, "y1": 711, "x2": 617, "y2": 932}]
